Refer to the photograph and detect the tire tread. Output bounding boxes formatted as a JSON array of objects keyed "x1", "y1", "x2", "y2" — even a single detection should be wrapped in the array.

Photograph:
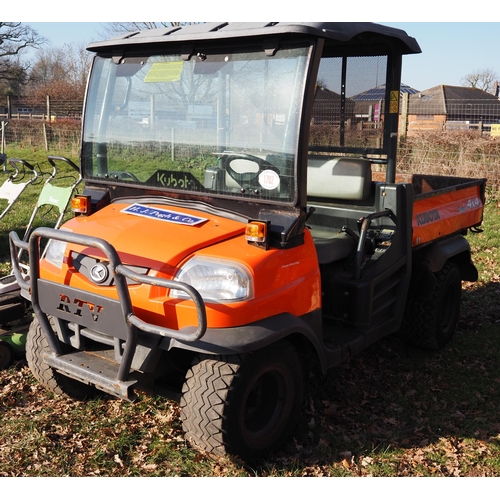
[{"x1": 401, "y1": 262, "x2": 461, "y2": 350}]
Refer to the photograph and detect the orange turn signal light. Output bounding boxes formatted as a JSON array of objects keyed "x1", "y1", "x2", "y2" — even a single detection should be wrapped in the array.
[
  {"x1": 71, "y1": 195, "x2": 91, "y2": 215},
  {"x1": 245, "y1": 220, "x2": 269, "y2": 249}
]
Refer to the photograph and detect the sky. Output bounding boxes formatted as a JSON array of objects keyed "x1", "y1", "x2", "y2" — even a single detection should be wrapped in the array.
[
  {"x1": 382, "y1": 22, "x2": 500, "y2": 91},
  {"x1": 8, "y1": 1, "x2": 500, "y2": 93}
]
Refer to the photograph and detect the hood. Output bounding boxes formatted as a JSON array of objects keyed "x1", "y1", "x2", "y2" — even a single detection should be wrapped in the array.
[{"x1": 63, "y1": 201, "x2": 246, "y2": 270}]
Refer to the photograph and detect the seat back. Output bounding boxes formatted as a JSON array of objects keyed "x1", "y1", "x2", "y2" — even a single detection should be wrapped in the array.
[{"x1": 307, "y1": 156, "x2": 372, "y2": 201}]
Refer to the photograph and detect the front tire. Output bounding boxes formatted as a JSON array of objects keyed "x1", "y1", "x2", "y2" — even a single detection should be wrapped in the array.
[
  {"x1": 26, "y1": 315, "x2": 97, "y2": 400},
  {"x1": 180, "y1": 341, "x2": 303, "y2": 461}
]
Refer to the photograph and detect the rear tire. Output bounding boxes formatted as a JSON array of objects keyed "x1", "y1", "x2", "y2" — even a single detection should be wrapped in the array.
[
  {"x1": 180, "y1": 341, "x2": 303, "y2": 461},
  {"x1": 401, "y1": 262, "x2": 461, "y2": 350},
  {"x1": 26, "y1": 315, "x2": 97, "y2": 400}
]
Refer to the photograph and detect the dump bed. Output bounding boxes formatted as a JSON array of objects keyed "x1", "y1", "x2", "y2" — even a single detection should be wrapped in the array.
[{"x1": 396, "y1": 174, "x2": 486, "y2": 247}]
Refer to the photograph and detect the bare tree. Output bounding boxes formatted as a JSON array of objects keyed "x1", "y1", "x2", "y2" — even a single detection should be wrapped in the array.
[
  {"x1": 26, "y1": 43, "x2": 92, "y2": 105},
  {"x1": 461, "y1": 68, "x2": 499, "y2": 93},
  {"x1": 30, "y1": 44, "x2": 92, "y2": 95},
  {"x1": 0, "y1": 22, "x2": 47, "y2": 94},
  {"x1": 29, "y1": 48, "x2": 67, "y2": 85}
]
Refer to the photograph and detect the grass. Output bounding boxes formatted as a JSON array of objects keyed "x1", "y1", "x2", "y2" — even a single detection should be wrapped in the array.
[
  {"x1": 2, "y1": 142, "x2": 500, "y2": 476},
  {"x1": 0, "y1": 147, "x2": 80, "y2": 262}
]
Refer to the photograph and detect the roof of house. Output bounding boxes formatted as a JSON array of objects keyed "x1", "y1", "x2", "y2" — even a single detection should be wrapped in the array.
[
  {"x1": 352, "y1": 83, "x2": 419, "y2": 102},
  {"x1": 315, "y1": 86, "x2": 341, "y2": 101},
  {"x1": 312, "y1": 86, "x2": 355, "y2": 119},
  {"x1": 409, "y1": 85, "x2": 500, "y2": 116}
]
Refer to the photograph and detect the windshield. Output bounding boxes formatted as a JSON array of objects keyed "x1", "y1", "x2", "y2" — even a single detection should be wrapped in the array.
[{"x1": 82, "y1": 43, "x2": 311, "y2": 204}]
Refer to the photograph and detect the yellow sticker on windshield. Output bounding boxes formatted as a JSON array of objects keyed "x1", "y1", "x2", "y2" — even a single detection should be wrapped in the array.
[{"x1": 144, "y1": 61, "x2": 183, "y2": 82}]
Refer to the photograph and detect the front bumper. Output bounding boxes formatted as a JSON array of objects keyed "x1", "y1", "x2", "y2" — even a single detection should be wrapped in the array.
[{"x1": 9, "y1": 227, "x2": 207, "y2": 397}]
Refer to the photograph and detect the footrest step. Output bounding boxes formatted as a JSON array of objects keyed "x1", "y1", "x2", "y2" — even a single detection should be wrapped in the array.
[{"x1": 44, "y1": 350, "x2": 138, "y2": 401}]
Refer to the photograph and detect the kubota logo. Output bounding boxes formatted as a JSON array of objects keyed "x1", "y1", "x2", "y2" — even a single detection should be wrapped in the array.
[
  {"x1": 416, "y1": 209, "x2": 441, "y2": 226},
  {"x1": 57, "y1": 294, "x2": 104, "y2": 321},
  {"x1": 90, "y1": 262, "x2": 109, "y2": 284}
]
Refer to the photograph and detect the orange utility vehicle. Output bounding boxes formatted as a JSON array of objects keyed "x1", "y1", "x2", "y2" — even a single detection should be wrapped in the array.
[{"x1": 10, "y1": 22, "x2": 485, "y2": 460}]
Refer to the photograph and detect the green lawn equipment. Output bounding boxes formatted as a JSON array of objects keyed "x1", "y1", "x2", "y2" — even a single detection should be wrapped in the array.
[{"x1": 0, "y1": 156, "x2": 81, "y2": 368}]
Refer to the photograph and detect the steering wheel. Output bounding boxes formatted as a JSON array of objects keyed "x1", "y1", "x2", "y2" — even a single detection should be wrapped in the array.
[
  {"x1": 221, "y1": 153, "x2": 279, "y2": 190},
  {"x1": 108, "y1": 171, "x2": 140, "y2": 182}
]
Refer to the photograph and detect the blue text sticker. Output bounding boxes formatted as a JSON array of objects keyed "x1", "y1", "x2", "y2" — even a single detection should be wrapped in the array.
[{"x1": 121, "y1": 203, "x2": 207, "y2": 226}]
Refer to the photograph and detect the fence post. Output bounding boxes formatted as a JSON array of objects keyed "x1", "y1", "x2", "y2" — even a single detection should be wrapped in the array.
[
  {"x1": 43, "y1": 123, "x2": 49, "y2": 151},
  {"x1": 46, "y1": 95, "x2": 51, "y2": 122},
  {"x1": 399, "y1": 92, "x2": 409, "y2": 139},
  {"x1": 7, "y1": 96, "x2": 11, "y2": 120},
  {"x1": 171, "y1": 127, "x2": 175, "y2": 162},
  {"x1": 1, "y1": 121, "x2": 6, "y2": 171},
  {"x1": 1, "y1": 121, "x2": 5, "y2": 154}
]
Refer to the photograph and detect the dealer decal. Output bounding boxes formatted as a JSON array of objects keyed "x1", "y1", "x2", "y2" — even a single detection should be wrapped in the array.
[{"x1": 121, "y1": 203, "x2": 207, "y2": 226}]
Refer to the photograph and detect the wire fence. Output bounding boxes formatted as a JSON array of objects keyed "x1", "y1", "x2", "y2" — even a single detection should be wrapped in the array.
[
  {"x1": 1, "y1": 120, "x2": 81, "y2": 156},
  {"x1": 0, "y1": 96, "x2": 84, "y2": 121},
  {"x1": 2, "y1": 117, "x2": 500, "y2": 193},
  {"x1": 398, "y1": 131, "x2": 500, "y2": 190}
]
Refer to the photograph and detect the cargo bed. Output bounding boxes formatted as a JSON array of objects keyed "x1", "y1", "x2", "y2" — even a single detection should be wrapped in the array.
[{"x1": 377, "y1": 173, "x2": 486, "y2": 247}]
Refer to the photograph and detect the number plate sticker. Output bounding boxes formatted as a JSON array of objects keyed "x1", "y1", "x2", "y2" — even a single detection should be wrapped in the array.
[{"x1": 121, "y1": 203, "x2": 207, "y2": 226}]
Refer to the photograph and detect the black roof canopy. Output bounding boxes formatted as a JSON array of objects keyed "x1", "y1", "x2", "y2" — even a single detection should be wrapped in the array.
[{"x1": 87, "y1": 22, "x2": 421, "y2": 55}]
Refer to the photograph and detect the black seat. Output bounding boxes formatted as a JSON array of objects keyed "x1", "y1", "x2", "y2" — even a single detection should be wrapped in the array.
[{"x1": 312, "y1": 231, "x2": 356, "y2": 265}]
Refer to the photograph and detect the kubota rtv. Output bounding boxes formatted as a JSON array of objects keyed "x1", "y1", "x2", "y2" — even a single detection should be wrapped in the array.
[{"x1": 10, "y1": 22, "x2": 485, "y2": 460}]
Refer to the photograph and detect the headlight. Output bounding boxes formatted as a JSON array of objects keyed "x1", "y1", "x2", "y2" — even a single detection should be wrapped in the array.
[
  {"x1": 43, "y1": 239, "x2": 67, "y2": 269},
  {"x1": 171, "y1": 257, "x2": 253, "y2": 302}
]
